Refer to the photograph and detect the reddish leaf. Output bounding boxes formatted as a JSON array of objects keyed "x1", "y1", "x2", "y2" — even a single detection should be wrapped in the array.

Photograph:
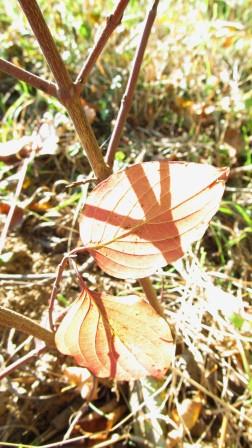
[
  {"x1": 80, "y1": 161, "x2": 229, "y2": 278},
  {"x1": 0, "y1": 202, "x2": 24, "y2": 229},
  {"x1": 55, "y1": 288, "x2": 174, "y2": 380}
]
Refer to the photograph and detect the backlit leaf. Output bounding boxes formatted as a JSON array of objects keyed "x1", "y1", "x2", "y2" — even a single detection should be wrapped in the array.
[
  {"x1": 55, "y1": 288, "x2": 174, "y2": 381},
  {"x1": 80, "y1": 161, "x2": 229, "y2": 279}
]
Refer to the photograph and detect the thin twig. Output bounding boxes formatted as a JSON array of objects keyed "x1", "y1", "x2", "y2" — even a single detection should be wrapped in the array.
[
  {"x1": 48, "y1": 255, "x2": 70, "y2": 330},
  {"x1": 0, "y1": 154, "x2": 32, "y2": 255},
  {"x1": 0, "y1": 377, "x2": 171, "y2": 448},
  {"x1": 0, "y1": 306, "x2": 55, "y2": 348},
  {"x1": 0, "y1": 345, "x2": 46, "y2": 381},
  {"x1": 48, "y1": 247, "x2": 88, "y2": 330},
  {"x1": 0, "y1": 257, "x2": 95, "y2": 283},
  {"x1": 75, "y1": 0, "x2": 129, "y2": 93},
  {"x1": 0, "y1": 58, "x2": 57, "y2": 97},
  {"x1": 105, "y1": 0, "x2": 159, "y2": 167},
  {"x1": 218, "y1": 414, "x2": 228, "y2": 448},
  {"x1": 173, "y1": 367, "x2": 252, "y2": 425},
  {"x1": 139, "y1": 277, "x2": 165, "y2": 316}
]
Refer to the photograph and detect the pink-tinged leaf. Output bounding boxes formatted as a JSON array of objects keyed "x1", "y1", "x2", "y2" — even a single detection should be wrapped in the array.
[
  {"x1": 55, "y1": 288, "x2": 174, "y2": 381},
  {"x1": 80, "y1": 161, "x2": 229, "y2": 279}
]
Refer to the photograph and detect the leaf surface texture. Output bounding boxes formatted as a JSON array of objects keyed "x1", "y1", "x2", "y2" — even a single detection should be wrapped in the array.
[
  {"x1": 55, "y1": 288, "x2": 174, "y2": 380},
  {"x1": 80, "y1": 161, "x2": 229, "y2": 278}
]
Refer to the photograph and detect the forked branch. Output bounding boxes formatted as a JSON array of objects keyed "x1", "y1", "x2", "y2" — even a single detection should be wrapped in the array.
[
  {"x1": 0, "y1": 0, "x2": 162, "y2": 366},
  {"x1": 17, "y1": 0, "x2": 110, "y2": 181},
  {"x1": 18, "y1": 0, "x2": 74, "y2": 95},
  {"x1": 0, "y1": 58, "x2": 57, "y2": 97}
]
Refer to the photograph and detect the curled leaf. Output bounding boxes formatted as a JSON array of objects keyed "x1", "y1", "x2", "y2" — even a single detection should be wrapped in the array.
[
  {"x1": 55, "y1": 288, "x2": 174, "y2": 381},
  {"x1": 80, "y1": 161, "x2": 229, "y2": 278}
]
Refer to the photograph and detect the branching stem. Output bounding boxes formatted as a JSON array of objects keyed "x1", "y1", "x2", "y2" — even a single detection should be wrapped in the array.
[
  {"x1": 17, "y1": 0, "x2": 111, "y2": 181},
  {"x1": 0, "y1": 306, "x2": 55, "y2": 347},
  {"x1": 0, "y1": 58, "x2": 57, "y2": 97},
  {"x1": 0, "y1": 0, "x2": 164, "y2": 375}
]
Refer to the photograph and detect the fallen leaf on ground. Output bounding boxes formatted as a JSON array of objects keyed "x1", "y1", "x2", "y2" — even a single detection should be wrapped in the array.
[
  {"x1": 167, "y1": 396, "x2": 203, "y2": 447},
  {"x1": 75, "y1": 399, "x2": 126, "y2": 441},
  {"x1": 172, "y1": 396, "x2": 202, "y2": 430},
  {"x1": 55, "y1": 287, "x2": 174, "y2": 380},
  {"x1": 80, "y1": 161, "x2": 229, "y2": 279},
  {"x1": 62, "y1": 366, "x2": 96, "y2": 399}
]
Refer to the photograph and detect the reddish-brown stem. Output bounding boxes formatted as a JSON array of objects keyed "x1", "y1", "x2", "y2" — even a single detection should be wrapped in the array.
[
  {"x1": 0, "y1": 1, "x2": 162, "y2": 355},
  {"x1": 48, "y1": 255, "x2": 70, "y2": 330},
  {"x1": 17, "y1": 0, "x2": 111, "y2": 181},
  {"x1": 48, "y1": 247, "x2": 88, "y2": 330},
  {"x1": 75, "y1": 0, "x2": 130, "y2": 94},
  {"x1": 0, "y1": 345, "x2": 46, "y2": 381},
  {"x1": 139, "y1": 278, "x2": 164, "y2": 317},
  {"x1": 0, "y1": 306, "x2": 55, "y2": 347},
  {"x1": 0, "y1": 155, "x2": 32, "y2": 255},
  {"x1": 65, "y1": 96, "x2": 112, "y2": 180},
  {"x1": 18, "y1": 0, "x2": 73, "y2": 94},
  {"x1": 106, "y1": 0, "x2": 159, "y2": 167},
  {"x1": 0, "y1": 58, "x2": 57, "y2": 97}
]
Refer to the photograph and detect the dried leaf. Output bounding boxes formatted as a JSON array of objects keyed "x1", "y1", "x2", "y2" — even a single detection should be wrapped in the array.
[
  {"x1": 0, "y1": 136, "x2": 33, "y2": 164},
  {"x1": 36, "y1": 121, "x2": 59, "y2": 156},
  {"x1": 62, "y1": 366, "x2": 96, "y2": 399},
  {"x1": 80, "y1": 161, "x2": 229, "y2": 279},
  {"x1": 76, "y1": 399, "x2": 126, "y2": 440},
  {"x1": 174, "y1": 397, "x2": 202, "y2": 430},
  {"x1": 55, "y1": 288, "x2": 174, "y2": 380},
  {"x1": 168, "y1": 396, "x2": 202, "y2": 446},
  {"x1": 0, "y1": 201, "x2": 24, "y2": 229}
]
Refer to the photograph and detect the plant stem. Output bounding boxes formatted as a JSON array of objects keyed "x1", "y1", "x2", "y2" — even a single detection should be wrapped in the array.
[
  {"x1": 75, "y1": 0, "x2": 129, "y2": 93},
  {"x1": 18, "y1": 0, "x2": 73, "y2": 93},
  {"x1": 0, "y1": 58, "x2": 57, "y2": 97},
  {"x1": 18, "y1": 0, "x2": 111, "y2": 181},
  {"x1": 139, "y1": 278, "x2": 165, "y2": 317},
  {"x1": 0, "y1": 0, "x2": 163, "y2": 354},
  {"x1": 0, "y1": 155, "x2": 31, "y2": 255},
  {"x1": 106, "y1": 0, "x2": 159, "y2": 167},
  {"x1": 0, "y1": 345, "x2": 46, "y2": 381},
  {"x1": 65, "y1": 96, "x2": 112, "y2": 180},
  {"x1": 0, "y1": 306, "x2": 56, "y2": 348}
]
